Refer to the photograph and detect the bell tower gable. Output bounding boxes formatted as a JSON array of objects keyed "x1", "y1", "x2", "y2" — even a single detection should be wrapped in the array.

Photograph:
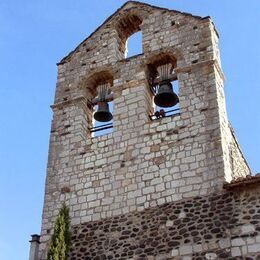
[{"x1": 38, "y1": 2, "x2": 251, "y2": 259}]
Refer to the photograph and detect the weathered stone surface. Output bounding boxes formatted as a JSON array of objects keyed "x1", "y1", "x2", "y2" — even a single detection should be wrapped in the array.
[
  {"x1": 67, "y1": 189, "x2": 260, "y2": 259},
  {"x1": 38, "y1": 1, "x2": 253, "y2": 259}
]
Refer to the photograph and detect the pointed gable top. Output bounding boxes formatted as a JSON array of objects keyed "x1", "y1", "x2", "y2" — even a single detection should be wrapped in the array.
[{"x1": 58, "y1": 1, "x2": 211, "y2": 65}]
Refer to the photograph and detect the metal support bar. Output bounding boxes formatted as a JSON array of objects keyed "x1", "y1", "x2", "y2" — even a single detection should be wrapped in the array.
[{"x1": 89, "y1": 123, "x2": 113, "y2": 133}]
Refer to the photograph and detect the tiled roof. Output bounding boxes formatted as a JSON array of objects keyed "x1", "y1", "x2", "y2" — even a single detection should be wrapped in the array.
[{"x1": 223, "y1": 173, "x2": 260, "y2": 189}]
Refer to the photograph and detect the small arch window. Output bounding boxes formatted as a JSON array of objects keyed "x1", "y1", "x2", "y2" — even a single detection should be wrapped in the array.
[
  {"x1": 116, "y1": 14, "x2": 143, "y2": 59},
  {"x1": 125, "y1": 30, "x2": 143, "y2": 58}
]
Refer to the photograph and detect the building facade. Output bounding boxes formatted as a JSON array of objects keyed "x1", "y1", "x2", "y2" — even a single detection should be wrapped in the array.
[{"x1": 32, "y1": 2, "x2": 260, "y2": 259}]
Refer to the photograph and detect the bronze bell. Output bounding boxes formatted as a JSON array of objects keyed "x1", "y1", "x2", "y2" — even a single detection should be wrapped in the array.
[
  {"x1": 94, "y1": 101, "x2": 113, "y2": 122},
  {"x1": 154, "y1": 81, "x2": 179, "y2": 107}
]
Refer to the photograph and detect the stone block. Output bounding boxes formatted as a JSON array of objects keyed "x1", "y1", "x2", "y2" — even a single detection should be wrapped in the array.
[
  {"x1": 171, "y1": 249, "x2": 179, "y2": 256},
  {"x1": 241, "y1": 224, "x2": 255, "y2": 234},
  {"x1": 248, "y1": 244, "x2": 260, "y2": 253},
  {"x1": 231, "y1": 238, "x2": 245, "y2": 247},
  {"x1": 179, "y1": 245, "x2": 193, "y2": 255},
  {"x1": 231, "y1": 247, "x2": 241, "y2": 257},
  {"x1": 219, "y1": 238, "x2": 231, "y2": 249}
]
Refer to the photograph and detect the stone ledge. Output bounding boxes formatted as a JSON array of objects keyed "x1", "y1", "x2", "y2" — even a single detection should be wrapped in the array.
[{"x1": 50, "y1": 95, "x2": 89, "y2": 110}]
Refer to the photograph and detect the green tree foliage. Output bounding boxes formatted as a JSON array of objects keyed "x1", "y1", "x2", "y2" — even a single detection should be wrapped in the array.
[{"x1": 47, "y1": 203, "x2": 71, "y2": 260}]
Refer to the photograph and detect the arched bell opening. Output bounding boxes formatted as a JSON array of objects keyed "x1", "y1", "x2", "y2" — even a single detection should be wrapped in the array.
[
  {"x1": 146, "y1": 54, "x2": 180, "y2": 120},
  {"x1": 115, "y1": 14, "x2": 143, "y2": 59},
  {"x1": 92, "y1": 83, "x2": 114, "y2": 137},
  {"x1": 92, "y1": 83, "x2": 113, "y2": 121},
  {"x1": 82, "y1": 70, "x2": 114, "y2": 137}
]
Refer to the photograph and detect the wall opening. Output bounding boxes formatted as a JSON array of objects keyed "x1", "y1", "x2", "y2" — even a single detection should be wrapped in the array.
[
  {"x1": 92, "y1": 100, "x2": 114, "y2": 137},
  {"x1": 154, "y1": 78, "x2": 179, "y2": 119},
  {"x1": 83, "y1": 71, "x2": 114, "y2": 137},
  {"x1": 125, "y1": 31, "x2": 143, "y2": 58},
  {"x1": 116, "y1": 14, "x2": 143, "y2": 59},
  {"x1": 146, "y1": 54, "x2": 180, "y2": 120}
]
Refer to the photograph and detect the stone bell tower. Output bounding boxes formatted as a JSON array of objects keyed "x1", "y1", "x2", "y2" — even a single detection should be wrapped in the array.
[{"x1": 35, "y1": 2, "x2": 260, "y2": 260}]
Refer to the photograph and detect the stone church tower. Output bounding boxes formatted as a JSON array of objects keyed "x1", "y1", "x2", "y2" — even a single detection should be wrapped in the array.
[{"x1": 30, "y1": 1, "x2": 260, "y2": 259}]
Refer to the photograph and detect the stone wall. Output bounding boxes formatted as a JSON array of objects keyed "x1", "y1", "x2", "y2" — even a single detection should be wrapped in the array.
[
  {"x1": 39, "y1": 2, "x2": 251, "y2": 258},
  {"x1": 69, "y1": 184, "x2": 260, "y2": 260},
  {"x1": 214, "y1": 64, "x2": 250, "y2": 182},
  {"x1": 229, "y1": 126, "x2": 251, "y2": 180}
]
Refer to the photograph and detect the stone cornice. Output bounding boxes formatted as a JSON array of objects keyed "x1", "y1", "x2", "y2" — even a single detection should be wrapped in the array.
[{"x1": 50, "y1": 96, "x2": 89, "y2": 110}]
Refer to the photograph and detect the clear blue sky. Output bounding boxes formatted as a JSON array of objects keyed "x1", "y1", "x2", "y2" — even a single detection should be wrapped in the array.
[{"x1": 0, "y1": 1, "x2": 259, "y2": 259}]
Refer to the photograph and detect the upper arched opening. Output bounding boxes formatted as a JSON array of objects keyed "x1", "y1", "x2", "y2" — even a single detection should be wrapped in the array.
[
  {"x1": 80, "y1": 70, "x2": 115, "y2": 136},
  {"x1": 116, "y1": 14, "x2": 143, "y2": 58}
]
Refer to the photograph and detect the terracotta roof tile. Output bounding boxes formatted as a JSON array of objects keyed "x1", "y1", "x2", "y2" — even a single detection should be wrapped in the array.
[{"x1": 223, "y1": 173, "x2": 260, "y2": 189}]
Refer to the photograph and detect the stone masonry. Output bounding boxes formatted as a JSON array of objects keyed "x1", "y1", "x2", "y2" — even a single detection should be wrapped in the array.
[
  {"x1": 37, "y1": 1, "x2": 256, "y2": 259},
  {"x1": 69, "y1": 182, "x2": 260, "y2": 260}
]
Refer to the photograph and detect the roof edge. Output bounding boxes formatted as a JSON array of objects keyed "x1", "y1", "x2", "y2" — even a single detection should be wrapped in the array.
[{"x1": 223, "y1": 174, "x2": 260, "y2": 190}]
